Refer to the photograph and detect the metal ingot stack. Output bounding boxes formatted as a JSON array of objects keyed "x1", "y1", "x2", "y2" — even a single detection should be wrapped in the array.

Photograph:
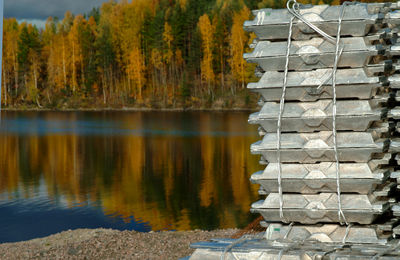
[
  {"x1": 246, "y1": 0, "x2": 400, "y2": 238},
  {"x1": 189, "y1": 2, "x2": 400, "y2": 259}
]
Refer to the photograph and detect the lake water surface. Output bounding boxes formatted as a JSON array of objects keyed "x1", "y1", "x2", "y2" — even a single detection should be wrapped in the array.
[{"x1": 0, "y1": 111, "x2": 261, "y2": 243}]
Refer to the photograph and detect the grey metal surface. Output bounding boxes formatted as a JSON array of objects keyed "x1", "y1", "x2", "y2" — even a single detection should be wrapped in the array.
[
  {"x1": 244, "y1": 37, "x2": 381, "y2": 71},
  {"x1": 393, "y1": 225, "x2": 400, "y2": 235},
  {"x1": 243, "y1": 3, "x2": 400, "y2": 40},
  {"x1": 250, "y1": 162, "x2": 390, "y2": 194},
  {"x1": 189, "y1": 2, "x2": 400, "y2": 259},
  {"x1": 189, "y1": 238, "x2": 400, "y2": 259},
  {"x1": 264, "y1": 223, "x2": 389, "y2": 244},
  {"x1": 388, "y1": 107, "x2": 400, "y2": 120},
  {"x1": 388, "y1": 74, "x2": 400, "y2": 89},
  {"x1": 251, "y1": 193, "x2": 388, "y2": 224},
  {"x1": 190, "y1": 247, "x2": 325, "y2": 260},
  {"x1": 262, "y1": 219, "x2": 400, "y2": 232},
  {"x1": 249, "y1": 100, "x2": 386, "y2": 132},
  {"x1": 255, "y1": 178, "x2": 395, "y2": 197},
  {"x1": 377, "y1": 218, "x2": 400, "y2": 232},
  {"x1": 372, "y1": 182, "x2": 396, "y2": 197},
  {"x1": 392, "y1": 204, "x2": 400, "y2": 217},
  {"x1": 251, "y1": 131, "x2": 393, "y2": 163},
  {"x1": 248, "y1": 67, "x2": 391, "y2": 101}
]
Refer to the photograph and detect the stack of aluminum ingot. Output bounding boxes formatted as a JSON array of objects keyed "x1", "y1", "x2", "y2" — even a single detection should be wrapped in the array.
[{"x1": 188, "y1": 2, "x2": 400, "y2": 259}]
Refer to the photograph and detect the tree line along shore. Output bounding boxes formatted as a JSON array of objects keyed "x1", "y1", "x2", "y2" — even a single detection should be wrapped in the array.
[{"x1": 2, "y1": 0, "x2": 343, "y2": 110}]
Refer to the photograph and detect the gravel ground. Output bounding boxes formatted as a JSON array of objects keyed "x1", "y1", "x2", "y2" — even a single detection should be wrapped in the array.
[{"x1": 0, "y1": 228, "x2": 238, "y2": 259}]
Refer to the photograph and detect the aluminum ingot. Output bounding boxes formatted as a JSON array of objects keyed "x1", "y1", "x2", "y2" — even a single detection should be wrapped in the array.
[
  {"x1": 388, "y1": 74, "x2": 400, "y2": 89},
  {"x1": 190, "y1": 237, "x2": 400, "y2": 259},
  {"x1": 244, "y1": 4, "x2": 386, "y2": 40},
  {"x1": 376, "y1": 218, "x2": 400, "y2": 232},
  {"x1": 393, "y1": 225, "x2": 400, "y2": 236},
  {"x1": 392, "y1": 204, "x2": 400, "y2": 217},
  {"x1": 251, "y1": 193, "x2": 389, "y2": 224},
  {"x1": 190, "y1": 242, "x2": 326, "y2": 260},
  {"x1": 190, "y1": 240, "x2": 400, "y2": 259},
  {"x1": 264, "y1": 223, "x2": 388, "y2": 244},
  {"x1": 250, "y1": 162, "x2": 390, "y2": 194},
  {"x1": 248, "y1": 68, "x2": 390, "y2": 101},
  {"x1": 251, "y1": 131, "x2": 393, "y2": 163},
  {"x1": 249, "y1": 100, "x2": 385, "y2": 132},
  {"x1": 244, "y1": 37, "x2": 382, "y2": 71},
  {"x1": 395, "y1": 154, "x2": 400, "y2": 163},
  {"x1": 256, "y1": 182, "x2": 395, "y2": 197}
]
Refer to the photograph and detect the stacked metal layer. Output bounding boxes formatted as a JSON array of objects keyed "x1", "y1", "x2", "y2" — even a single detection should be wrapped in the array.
[{"x1": 189, "y1": 1, "x2": 400, "y2": 259}]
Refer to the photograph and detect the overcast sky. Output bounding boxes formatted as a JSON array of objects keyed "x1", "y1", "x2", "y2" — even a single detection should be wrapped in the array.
[{"x1": 5, "y1": 0, "x2": 113, "y2": 27}]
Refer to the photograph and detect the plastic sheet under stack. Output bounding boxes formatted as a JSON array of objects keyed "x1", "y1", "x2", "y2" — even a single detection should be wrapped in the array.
[{"x1": 188, "y1": 1, "x2": 400, "y2": 259}]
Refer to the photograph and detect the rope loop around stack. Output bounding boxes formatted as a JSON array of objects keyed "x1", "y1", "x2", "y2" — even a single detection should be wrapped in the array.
[
  {"x1": 276, "y1": 15, "x2": 294, "y2": 223},
  {"x1": 278, "y1": 0, "x2": 355, "y2": 226}
]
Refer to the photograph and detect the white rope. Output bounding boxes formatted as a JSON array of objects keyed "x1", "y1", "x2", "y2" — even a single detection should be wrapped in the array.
[
  {"x1": 278, "y1": 222, "x2": 298, "y2": 260},
  {"x1": 286, "y1": 0, "x2": 335, "y2": 44},
  {"x1": 221, "y1": 233, "x2": 264, "y2": 260},
  {"x1": 277, "y1": 248, "x2": 284, "y2": 260},
  {"x1": 315, "y1": 47, "x2": 344, "y2": 92},
  {"x1": 277, "y1": 222, "x2": 295, "y2": 260},
  {"x1": 332, "y1": 2, "x2": 349, "y2": 226},
  {"x1": 221, "y1": 236, "x2": 246, "y2": 260},
  {"x1": 276, "y1": 222, "x2": 350, "y2": 259},
  {"x1": 277, "y1": 16, "x2": 294, "y2": 223},
  {"x1": 283, "y1": 222, "x2": 294, "y2": 240},
  {"x1": 342, "y1": 224, "x2": 352, "y2": 244},
  {"x1": 286, "y1": 0, "x2": 351, "y2": 226}
]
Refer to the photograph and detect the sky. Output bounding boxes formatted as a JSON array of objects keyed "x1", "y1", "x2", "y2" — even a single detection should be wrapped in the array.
[{"x1": 4, "y1": 0, "x2": 113, "y2": 28}]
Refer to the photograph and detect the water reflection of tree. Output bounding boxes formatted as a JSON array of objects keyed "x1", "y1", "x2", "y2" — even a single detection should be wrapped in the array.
[{"x1": 0, "y1": 112, "x2": 260, "y2": 231}]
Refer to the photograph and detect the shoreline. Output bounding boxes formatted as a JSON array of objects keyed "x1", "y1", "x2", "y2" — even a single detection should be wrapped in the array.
[
  {"x1": 0, "y1": 228, "x2": 238, "y2": 259},
  {"x1": 0, "y1": 107, "x2": 257, "y2": 112}
]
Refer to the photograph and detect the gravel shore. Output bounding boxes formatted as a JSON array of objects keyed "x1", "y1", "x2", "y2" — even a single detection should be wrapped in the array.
[{"x1": 0, "y1": 228, "x2": 238, "y2": 259}]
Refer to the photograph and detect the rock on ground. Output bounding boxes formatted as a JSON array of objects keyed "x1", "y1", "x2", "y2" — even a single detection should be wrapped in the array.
[{"x1": 0, "y1": 228, "x2": 238, "y2": 259}]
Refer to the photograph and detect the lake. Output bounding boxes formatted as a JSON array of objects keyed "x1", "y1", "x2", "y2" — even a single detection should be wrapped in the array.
[{"x1": 0, "y1": 111, "x2": 261, "y2": 243}]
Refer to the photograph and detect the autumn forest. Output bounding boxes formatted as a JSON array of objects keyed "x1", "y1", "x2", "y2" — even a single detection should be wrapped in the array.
[{"x1": 2, "y1": 0, "x2": 342, "y2": 110}]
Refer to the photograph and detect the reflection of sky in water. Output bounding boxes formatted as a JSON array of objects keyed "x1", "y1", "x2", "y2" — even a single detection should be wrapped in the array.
[
  {"x1": 0, "y1": 178, "x2": 151, "y2": 243},
  {"x1": 0, "y1": 111, "x2": 260, "y2": 243},
  {"x1": 0, "y1": 112, "x2": 258, "y2": 136}
]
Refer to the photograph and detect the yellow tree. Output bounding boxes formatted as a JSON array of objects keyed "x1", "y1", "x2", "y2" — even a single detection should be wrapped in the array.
[
  {"x1": 2, "y1": 19, "x2": 20, "y2": 105},
  {"x1": 109, "y1": 0, "x2": 125, "y2": 72},
  {"x1": 229, "y1": 6, "x2": 250, "y2": 90},
  {"x1": 27, "y1": 49, "x2": 41, "y2": 106},
  {"x1": 45, "y1": 11, "x2": 73, "y2": 96},
  {"x1": 112, "y1": 0, "x2": 133, "y2": 96},
  {"x1": 150, "y1": 48, "x2": 164, "y2": 97},
  {"x1": 60, "y1": 11, "x2": 74, "y2": 89},
  {"x1": 69, "y1": 15, "x2": 86, "y2": 94},
  {"x1": 97, "y1": 1, "x2": 116, "y2": 104},
  {"x1": 163, "y1": 22, "x2": 173, "y2": 66},
  {"x1": 47, "y1": 30, "x2": 66, "y2": 92},
  {"x1": 178, "y1": 0, "x2": 187, "y2": 10},
  {"x1": 198, "y1": 14, "x2": 215, "y2": 95},
  {"x1": 127, "y1": 47, "x2": 145, "y2": 101},
  {"x1": 110, "y1": 0, "x2": 148, "y2": 101},
  {"x1": 41, "y1": 17, "x2": 58, "y2": 103},
  {"x1": 163, "y1": 22, "x2": 174, "y2": 102}
]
